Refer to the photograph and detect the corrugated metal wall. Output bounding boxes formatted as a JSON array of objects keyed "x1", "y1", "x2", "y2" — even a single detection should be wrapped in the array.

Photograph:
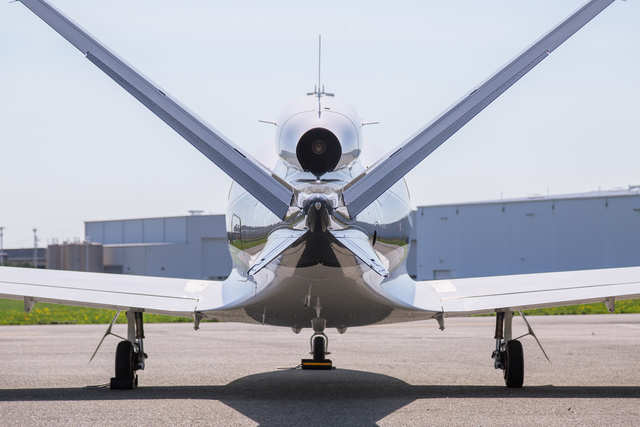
[
  {"x1": 86, "y1": 215, "x2": 230, "y2": 280},
  {"x1": 84, "y1": 190, "x2": 640, "y2": 281},
  {"x1": 414, "y1": 191, "x2": 640, "y2": 280},
  {"x1": 86, "y1": 216, "x2": 192, "y2": 244}
]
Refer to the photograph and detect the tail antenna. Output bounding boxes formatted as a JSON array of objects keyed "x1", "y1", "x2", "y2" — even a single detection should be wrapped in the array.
[
  {"x1": 306, "y1": 34, "x2": 334, "y2": 117},
  {"x1": 318, "y1": 34, "x2": 322, "y2": 96}
]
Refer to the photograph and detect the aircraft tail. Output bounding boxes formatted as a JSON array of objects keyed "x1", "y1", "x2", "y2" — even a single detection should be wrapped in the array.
[
  {"x1": 329, "y1": 229, "x2": 389, "y2": 277},
  {"x1": 247, "y1": 229, "x2": 308, "y2": 276}
]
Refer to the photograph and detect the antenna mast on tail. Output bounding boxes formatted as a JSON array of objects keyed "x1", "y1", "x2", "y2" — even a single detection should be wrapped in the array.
[{"x1": 306, "y1": 35, "x2": 334, "y2": 117}]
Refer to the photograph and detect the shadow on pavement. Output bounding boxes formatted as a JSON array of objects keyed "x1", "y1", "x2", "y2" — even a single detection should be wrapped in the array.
[{"x1": 1, "y1": 369, "x2": 639, "y2": 425}]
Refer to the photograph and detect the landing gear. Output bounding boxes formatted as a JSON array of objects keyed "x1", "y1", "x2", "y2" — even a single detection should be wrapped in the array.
[
  {"x1": 110, "y1": 311, "x2": 147, "y2": 389},
  {"x1": 491, "y1": 311, "x2": 524, "y2": 388},
  {"x1": 301, "y1": 318, "x2": 333, "y2": 370},
  {"x1": 503, "y1": 340, "x2": 524, "y2": 388},
  {"x1": 112, "y1": 341, "x2": 138, "y2": 389},
  {"x1": 312, "y1": 335, "x2": 326, "y2": 361}
]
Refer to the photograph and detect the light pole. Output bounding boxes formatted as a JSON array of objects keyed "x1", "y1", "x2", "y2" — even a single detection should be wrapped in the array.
[
  {"x1": 0, "y1": 226, "x2": 5, "y2": 266},
  {"x1": 85, "y1": 235, "x2": 90, "y2": 272},
  {"x1": 32, "y1": 228, "x2": 38, "y2": 268}
]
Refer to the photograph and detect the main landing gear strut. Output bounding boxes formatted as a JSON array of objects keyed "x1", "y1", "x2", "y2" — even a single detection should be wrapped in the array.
[
  {"x1": 301, "y1": 318, "x2": 333, "y2": 370},
  {"x1": 111, "y1": 311, "x2": 147, "y2": 389},
  {"x1": 491, "y1": 310, "x2": 524, "y2": 388}
]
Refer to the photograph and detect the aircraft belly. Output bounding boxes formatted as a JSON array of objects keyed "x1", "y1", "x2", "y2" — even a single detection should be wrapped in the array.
[
  {"x1": 222, "y1": 172, "x2": 426, "y2": 328},
  {"x1": 237, "y1": 244, "x2": 437, "y2": 328},
  {"x1": 243, "y1": 263, "x2": 394, "y2": 328}
]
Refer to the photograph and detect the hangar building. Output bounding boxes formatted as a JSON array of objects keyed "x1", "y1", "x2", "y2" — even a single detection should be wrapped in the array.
[
  {"x1": 85, "y1": 214, "x2": 230, "y2": 280},
  {"x1": 84, "y1": 187, "x2": 640, "y2": 281},
  {"x1": 409, "y1": 187, "x2": 640, "y2": 280}
]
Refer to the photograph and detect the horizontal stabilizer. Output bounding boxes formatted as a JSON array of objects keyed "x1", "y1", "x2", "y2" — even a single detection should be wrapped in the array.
[
  {"x1": 247, "y1": 228, "x2": 308, "y2": 276},
  {"x1": 18, "y1": 0, "x2": 294, "y2": 219},
  {"x1": 342, "y1": 0, "x2": 616, "y2": 218},
  {"x1": 330, "y1": 229, "x2": 389, "y2": 277}
]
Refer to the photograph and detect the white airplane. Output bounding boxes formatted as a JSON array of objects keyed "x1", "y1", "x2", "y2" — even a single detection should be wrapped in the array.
[{"x1": 2, "y1": 0, "x2": 637, "y2": 389}]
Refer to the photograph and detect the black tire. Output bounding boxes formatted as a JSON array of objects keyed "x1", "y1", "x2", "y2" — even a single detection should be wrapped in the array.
[
  {"x1": 504, "y1": 340, "x2": 524, "y2": 388},
  {"x1": 115, "y1": 340, "x2": 135, "y2": 379},
  {"x1": 312, "y1": 336, "x2": 325, "y2": 361}
]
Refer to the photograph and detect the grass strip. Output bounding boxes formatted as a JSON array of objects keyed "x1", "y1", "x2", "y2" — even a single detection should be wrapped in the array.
[{"x1": 1, "y1": 298, "x2": 639, "y2": 325}]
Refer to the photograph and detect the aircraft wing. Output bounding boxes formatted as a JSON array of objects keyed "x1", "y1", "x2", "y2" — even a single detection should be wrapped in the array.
[
  {"x1": 342, "y1": 0, "x2": 616, "y2": 218},
  {"x1": 17, "y1": 0, "x2": 294, "y2": 219},
  {"x1": 0, "y1": 266, "x2": 257, "y2": 318},
  {"x1": 387, "y1": 266, "x2": 640, "y2": 317}
]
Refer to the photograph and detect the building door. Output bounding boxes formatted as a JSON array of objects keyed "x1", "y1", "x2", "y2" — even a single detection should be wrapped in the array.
[{"x1": 433, "y1": 269, "x2": 454, "y2": 280}]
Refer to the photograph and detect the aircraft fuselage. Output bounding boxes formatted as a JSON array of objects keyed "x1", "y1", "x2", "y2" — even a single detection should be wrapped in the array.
[
  {"x1": 224, "y1": 97, "x2": 414, "y2": 328},
  {"x1": 226, "y1": 163, "x2": 413, "y2": 328}
]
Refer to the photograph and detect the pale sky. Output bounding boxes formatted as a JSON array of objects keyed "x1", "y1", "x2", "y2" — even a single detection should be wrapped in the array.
[{"x1": 1, "y1": 0, "x2": 638, "y2": 248}]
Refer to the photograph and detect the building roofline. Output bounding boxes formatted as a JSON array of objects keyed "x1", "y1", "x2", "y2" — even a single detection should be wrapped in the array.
[
  {"x1": 103, "y1": 242, "x2": 176, "y2": 248},
  {"x1": 417, "y1": 187, "x2": 640, "y2": 210},
  {"x1": 84, "y1": 213, "x2": 224, "y2": 224}
]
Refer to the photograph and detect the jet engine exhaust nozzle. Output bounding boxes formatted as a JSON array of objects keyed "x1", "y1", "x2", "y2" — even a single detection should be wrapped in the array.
[{"x1": 296, "y1": 128, "x2": 341, "y2": 177}]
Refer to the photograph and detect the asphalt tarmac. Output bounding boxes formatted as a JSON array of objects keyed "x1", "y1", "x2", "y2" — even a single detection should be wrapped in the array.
[{"x1": 1, "y1": 314, "x2": 639, "y2": 426}]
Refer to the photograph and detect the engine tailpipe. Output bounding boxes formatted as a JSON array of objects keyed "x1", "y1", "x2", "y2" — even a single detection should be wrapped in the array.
[{"x1": 296, "y1": 128, "x2": 341, "y2": 176}]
